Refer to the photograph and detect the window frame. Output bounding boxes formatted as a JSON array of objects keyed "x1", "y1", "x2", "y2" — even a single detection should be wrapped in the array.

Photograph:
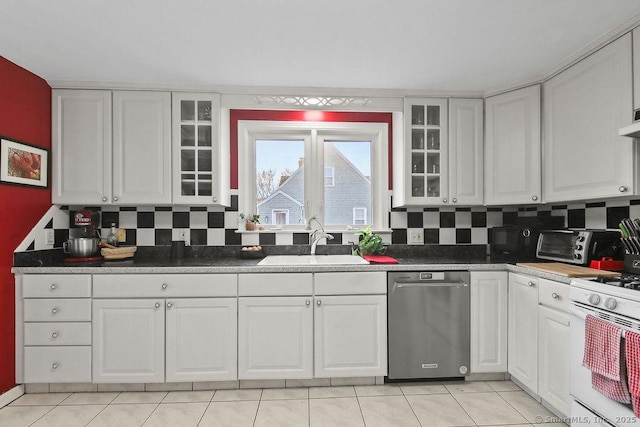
[
  {"x1": 324, "y1": 167, "x2": 335, "y2": 187},
  {"x1": 237, "y1": 120, "x2": 389, "y2": 231},
  {"x1": 271, "y1": 209, "x2": 290, "y2": 225}
]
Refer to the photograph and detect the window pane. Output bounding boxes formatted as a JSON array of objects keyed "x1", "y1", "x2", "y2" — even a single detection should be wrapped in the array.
[
  {"x1": 255, "y1": 140, "x2": 305, "y2": 225},
  {"x1": 324, "y1": 141, "x2": 371, "y2": 226}
]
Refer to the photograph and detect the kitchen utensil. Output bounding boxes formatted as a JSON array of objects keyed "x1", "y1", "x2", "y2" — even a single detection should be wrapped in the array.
[
  {"x1": 63, "y1": 237, "x2": 100, "y2": 257},
  {"x1": 620, "y1": 223, "x2": 630, "y2": 238}
]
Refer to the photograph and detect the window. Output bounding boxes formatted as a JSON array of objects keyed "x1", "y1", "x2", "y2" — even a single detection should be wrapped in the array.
[
  {"x1": 324, "y1": 167, "x2": 335, "y2": 187},
  {"x1": 272, "y1": 209, "x2": 289, "y2": 225},
  {"x1": 353, "y1": 208, "x2": 367, "y2": 225},
  {"x1": 238, "y1": 120, "x2": 389, "y2": 230}
]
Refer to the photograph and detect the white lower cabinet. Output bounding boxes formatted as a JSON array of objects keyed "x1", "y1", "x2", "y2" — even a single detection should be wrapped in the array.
[
  {"x1": 314, "y1": 295, "x2": 386, "y2": 378},
  {"x1": 470, "y1": 271, "x2": 508, "y2": 373},
  {"x1": 508, "y1": 272, "x2": 539, "y2": 393},
  {"x1": 93, "y1": 297, "x2": 237, "y2": 383},
  {"x1": 93, "y1": 299, "x2": 165, "y2": 383},
  {"x1": 165, "y1": 298, "x2": 237, "y2": 382},
  {"x1": 238, "y1": 296, "x2": 313, "y2": 380},
  {"x1": 538, "y1": 279, "x2": 571, "y2": 417},
  {"x1": 237, "y1": 271, "x2": 387, "y2": 380}
]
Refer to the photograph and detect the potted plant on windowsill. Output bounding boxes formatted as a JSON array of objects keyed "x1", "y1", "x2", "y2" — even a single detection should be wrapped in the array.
[
  {"x1": 239, "y1": 213, "x2": 260, "y2": 231},
  {"x1": 353, "y1": 226, "x2": 386, "y2": 256}
]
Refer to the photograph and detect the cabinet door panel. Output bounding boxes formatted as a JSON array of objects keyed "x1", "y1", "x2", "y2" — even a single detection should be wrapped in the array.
[
  {"x1": 314, "y1": 295, "x2": 386, "y2": 378},
  {"x1": 539, "y1": 305, "x2": 571, "y2": 417},
  {"x1": 166, "y1": 298, "x2": 237, "y2": 382},
  {"x1": 93, "y1": 299, "x2": 165, "y2": 383},
  {"x1": 543, "y1": 34, "x2": 633, "y2": 202},
  {"x1": 238, "y1": 297, "x2": 313, "y2": 379},
  {"x1": 508, "y1": 273, "x2": 539, "y2": 393},
  {"x1": 52, "y1": 89, "x2": 111, "y2": 204},
  {"x1": 449, "y1": 99, "x2": 483, "y2": 205},
  {"x1": 113, "y1": 91, "x2": 171, "y2": 204},
  {"x1": 485, "y1": 86, "x2": 541, "y2": 205},
  {"x1": 470, "y1": 272, "x2": 508, "y2": 373}
]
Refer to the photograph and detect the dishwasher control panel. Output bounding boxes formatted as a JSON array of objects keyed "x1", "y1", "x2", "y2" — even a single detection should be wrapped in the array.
[{"x1": 419, "y1": 272, "x2": 445, "y2": 280}]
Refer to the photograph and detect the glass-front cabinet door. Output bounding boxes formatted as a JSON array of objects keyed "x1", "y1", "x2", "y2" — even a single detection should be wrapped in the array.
[
  {"x1": 404, "y1": 98, "x2": 448, "y2": 205},
  {"x1": 172, "y1": 93, "x2": 228, "y2": 205}
]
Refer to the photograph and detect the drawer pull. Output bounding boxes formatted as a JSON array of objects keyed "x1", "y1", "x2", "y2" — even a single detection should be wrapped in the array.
[
  {"x1": 527, "y1": 281, "x2": 535, "y2": 287},
  {"x1": 166, "y1": 302, "x2": 173, "y2": 309},
  {"x1": 155, "y1": 303, "x2": 161, "y2": 309},
  {"x1": 305, "y1": 300, "x2": 310, "y2": 306},
  {"x1": 50, "y1": 284, "x2": 57, "y2": 290},
  {"x1": 161, "y1": 283, "x2": 168, "y2": 290},
  {"x1": 317, "y1": 300, "x2": 322, "y2": 306},
  {"x1": 51, "y1": 332, "x2": 59, "y2": 339},
  {"x1": 52, "y1": 363, "x2": 58, "y2": 370},
  {"x1": 51, "y1": 307, "x2": 59, "y2": 315},
  {"x1": 552, "y1": 292, "x2": 560, "y2": 299}
]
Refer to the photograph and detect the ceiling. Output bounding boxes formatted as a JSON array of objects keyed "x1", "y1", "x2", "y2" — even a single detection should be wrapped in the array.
[{"x1": 2, "y1": 0, "x2": 640, "y2": 94}]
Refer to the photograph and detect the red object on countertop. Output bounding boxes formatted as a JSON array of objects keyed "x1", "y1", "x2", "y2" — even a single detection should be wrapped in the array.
[
  {"x1": 363, "y1": 255, "x2": 399, "y2": 264},
  {"x1": 590, "y1": 257, "x2": 624, "y2": 271}
]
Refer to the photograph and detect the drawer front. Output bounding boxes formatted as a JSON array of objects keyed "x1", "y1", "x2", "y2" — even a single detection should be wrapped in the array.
[
  {"x1": 24, "y1": 322, "x2": 91, "y2": 346},
  {"x1": 24, "y1": 299, "x2": 91, "y2": 322},
  {"x1": 23, "y1": 274, "x2": 91, "y2": 298},
  {"x1": 314, "y1": 272, "x2": 387, "y2": 295},
  {"x1": 24, "y1": 346, "x2": 91, "y2": 383},
  {"x1": 538, "y1": 278, "x2": 569, "y2": 312},
  {"x1": 238, "y1": 273, "x2": 313, "y2": 296},
  {"x1": 93, "y1": 274, "x2": 237, "y2": 298}
]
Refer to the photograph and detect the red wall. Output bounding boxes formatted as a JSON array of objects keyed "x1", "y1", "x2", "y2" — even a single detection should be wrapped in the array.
[
  {"x1": 0, "y1": 57, "x2": 51, "y2": 393},
  {"x1": 230, "y1": 110, "x2": 393, "y2": 190}
]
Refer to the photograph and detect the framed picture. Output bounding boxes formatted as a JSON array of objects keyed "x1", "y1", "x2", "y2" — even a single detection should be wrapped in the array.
[{"x1": 0, "y1": 137, "x2": 48, "y2": 188}]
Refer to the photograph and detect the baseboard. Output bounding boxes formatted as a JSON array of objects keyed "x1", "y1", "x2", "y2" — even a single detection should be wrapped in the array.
[{"x1": 0, "y1": 385, "x2": 24, "y2": 409}]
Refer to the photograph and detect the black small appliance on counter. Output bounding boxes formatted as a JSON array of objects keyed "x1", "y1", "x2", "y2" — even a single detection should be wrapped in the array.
[{"x1": 489, "y1": 216, "x2": 564, "y2": 261}]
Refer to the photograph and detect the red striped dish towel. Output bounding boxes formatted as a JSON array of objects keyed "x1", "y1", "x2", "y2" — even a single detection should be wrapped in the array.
[
  {"x1": 625, "y1": 331, "x2": 640, "y2": 416},
  {"x1": 583, "y1": 314, "x2": 631, "y2": 403}
]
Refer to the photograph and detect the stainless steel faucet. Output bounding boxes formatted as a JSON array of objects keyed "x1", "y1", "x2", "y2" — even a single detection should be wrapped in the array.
[{"x1": 310, "y1": 230, "x2": 333, "y2": 255}]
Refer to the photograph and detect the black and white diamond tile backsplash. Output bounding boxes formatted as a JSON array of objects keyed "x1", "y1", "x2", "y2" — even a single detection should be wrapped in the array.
[{"x1": 16, "y1": 195, "x2": 640, "y2": 252}]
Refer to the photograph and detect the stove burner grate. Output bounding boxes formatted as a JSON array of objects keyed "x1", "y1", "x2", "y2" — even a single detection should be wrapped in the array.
[{"x1": 593, "y1": 275, "x2": 640, "y2": 290}]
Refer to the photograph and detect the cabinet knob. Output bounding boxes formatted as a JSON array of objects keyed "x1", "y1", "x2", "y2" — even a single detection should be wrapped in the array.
[
  {"x1": 155, "y1": 302, "x2": 161, "y2": 309},
  {"x1": 527, "y1": 281, "x2": 535, "y2": 287},
  {"x1": 102, "y1": 197, "x2": 108, "y2": 202},
  {"x1": 316, "y1": 300, "x2": 322, "y2": 306},
  {"x1": 113, "y1": 196, "x2": 119, "y2": 202},
  {"x1": 532, "y1": 195, "x2": 538, "y2": 201},
  {"x1": 213, "y1": 197, "x2": 217, "y2": 203},
  {"x1": 51, "y1": 332, "x2": 59, "y2": 339},
  {"x1": 162, "y1": 283, "x2": 168, "y2": 290},
  {"x1": 452, "y1": 198, "x2": 457, "y2": 203},
  {"x1": 51, "y1": 307, "x2": 59, "y2": 315},
  {"x1": 305, "y1": 300, "x2": 310, "y2": 306},
  {"x1": 442, "y1": 198, "x2": 448, "y2": 203},
  {"x1": 52, "y1": 363, "x2": 58, "y2": 370},
  {"x1": 50, "y1": 284, "x2": 57, "y2": 290},
  {"x1": 619, "y1": 186, "x2": 628, "y2": 193},
  {"x1": 166, "y1": 302, "x2": 173, "y2": 309},
  {"x1": 551, "y1": 292, "x2": 559, "y2": 299}
]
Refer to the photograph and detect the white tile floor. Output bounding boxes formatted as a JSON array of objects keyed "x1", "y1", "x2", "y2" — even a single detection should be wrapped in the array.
[{"x1": 0, "y1": 381, "x2": 570, "y2": 427}]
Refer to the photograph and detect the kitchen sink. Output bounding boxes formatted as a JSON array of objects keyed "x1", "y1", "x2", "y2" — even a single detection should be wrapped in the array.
[{"x1": 257, "y1": 254, "x2": 370, "y2": 266}]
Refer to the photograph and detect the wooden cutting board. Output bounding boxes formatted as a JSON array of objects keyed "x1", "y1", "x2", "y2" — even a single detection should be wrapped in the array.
[{"x1": 516, "y1": 262, "x2": 621, "y2": 277}]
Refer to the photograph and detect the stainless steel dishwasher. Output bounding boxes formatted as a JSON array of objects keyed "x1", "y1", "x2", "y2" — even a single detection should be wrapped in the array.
[{"x1": 387, "y1": 271, "x2": 470, "y2": 380}]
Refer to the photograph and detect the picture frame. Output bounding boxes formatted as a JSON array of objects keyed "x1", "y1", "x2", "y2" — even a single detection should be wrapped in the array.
[{"x1": 0, "y1": 137, "x2": 48, "y2": 188}]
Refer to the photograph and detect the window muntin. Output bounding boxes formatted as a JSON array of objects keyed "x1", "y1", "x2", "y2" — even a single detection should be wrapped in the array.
[{"x1": 238, "y1": 120, "x2": 389, "y2": 231}]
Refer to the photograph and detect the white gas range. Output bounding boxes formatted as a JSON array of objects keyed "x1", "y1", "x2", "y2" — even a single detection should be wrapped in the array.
[{"x1": 570, "y1": 274, "x2": 640, "y2": 426}]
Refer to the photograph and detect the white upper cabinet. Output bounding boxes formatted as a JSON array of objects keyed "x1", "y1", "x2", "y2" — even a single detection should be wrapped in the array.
[
  {"x1": 52, "y1": 89, "x2": 112, "y2": 205},
  {"x1": 112, "y1": 91, "x2": 171, "y2": 204},
  {"x1": 485, "y1": 85, "x2": 541, "y2": 205},
  {"x1": 53, "y1": 89, "x2": 171, "y2": 205},
  {"x1": 543, "y1": 34, "x2": 635, "y2": 202},
  {"x1": 171, "y1": 92, "x2": 229, "y2": 206},
  {"x1": 449, "y1": 99, "x2": 484, "y2": 205},
  {"x1": 395, "y1": 98, "x2": 483, "y2": 207},
  {"x1": 634, "y1": 28, "x2": 640, "y2": 111}
]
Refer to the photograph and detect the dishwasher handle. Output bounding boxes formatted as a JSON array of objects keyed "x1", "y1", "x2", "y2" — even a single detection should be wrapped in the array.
[{"x1": 392, "y1": 280, "x2": 468, "y2": 291}]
